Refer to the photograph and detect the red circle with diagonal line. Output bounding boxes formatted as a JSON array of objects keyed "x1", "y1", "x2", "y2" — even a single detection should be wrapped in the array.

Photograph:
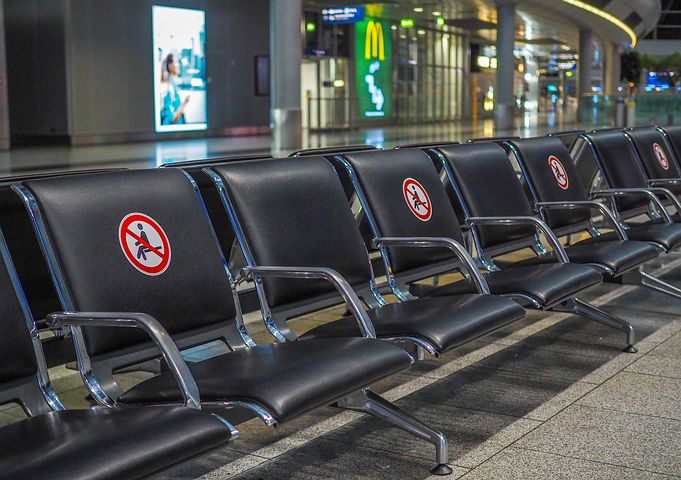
[
  {"x1": 653, "y1": 143, "x2": 670, "y2": 170},
  {"x1": 402, "y1": 178, "x2": 432, "y2": 221},
  {"x1": 548, "y1": 155, "x2": 569, "y2": 190},
  {"x1": 118, "y1": 213, "x2": 171, "y2": 276}
]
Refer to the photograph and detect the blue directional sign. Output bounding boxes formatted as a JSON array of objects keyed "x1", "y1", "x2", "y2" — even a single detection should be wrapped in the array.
[{"x1": 322, "y1": 6, "x2": 364, "y2": 24}]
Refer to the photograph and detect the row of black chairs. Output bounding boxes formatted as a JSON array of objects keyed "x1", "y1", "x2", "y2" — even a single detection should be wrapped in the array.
[{"x1": 1, "y1": 125, "x2": 681, "y2": 479}]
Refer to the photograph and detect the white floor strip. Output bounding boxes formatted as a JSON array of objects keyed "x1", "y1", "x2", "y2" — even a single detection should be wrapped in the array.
[{"x1": 201, "y1": 256, "x2": 681, "y2": 479}]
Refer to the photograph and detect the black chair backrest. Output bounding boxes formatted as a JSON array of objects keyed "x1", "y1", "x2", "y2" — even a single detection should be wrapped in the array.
[
  {"x1": 0, "y1": 226, "x2": 53, "y2": 415},
  {"x1": 209, "y1": 157, "x2": 373, "y2": 309},
  {"x1": 396, "y1": 141, "x2": 459, "y2": 149},
  {"x1": 289, "y1": 145, "x2": 378, "y2": 157},
  {"x1": 160, "y1": 153, "x2": 273, "y2": 169},
  {"x1": 0, "y1": 170, "x2": 124, "y2": 325},
  {"x1": 625, "y1": 127, "x2": 681, "y2": 180},
  {"x1": 547, "y1": 130, "x2": 586, "y2": 151},
  {"x1": 436, "y1": 143, "x2": 536, "y2": 250},
  {"x1": 164, "y1": 155, "x2": 272, "y2": 273},
  {"x1": 582, "y1": 130, "x2": 649, "y2": 211},
  {"x1": 19, "y1": 169, "x2": 238, "y2": 362},
  {"x1": 289, "y1": 145, "x2": 380, "y2": 252},
  {"x1": 661, "y1": 125, "x2": 681, "y2": 166},
  {"x1": 339, "y1": 149, "x2": 465, "y2": 275},
  {"x1": 467, "y1": 136, "x2": 520, "y2": 143},
  {"x1": 508, "y1": 137, "x2": 591, "y2": 230}
]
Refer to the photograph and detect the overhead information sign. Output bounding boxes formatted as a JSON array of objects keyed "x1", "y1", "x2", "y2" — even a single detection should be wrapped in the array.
[{"x1": 322, "y1": 6, "x2": 364, "y2": 24}]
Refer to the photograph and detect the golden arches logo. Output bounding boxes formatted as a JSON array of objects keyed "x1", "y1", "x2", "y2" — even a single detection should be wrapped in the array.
[{"x1": 365, "y1": 20, "x2": 385, "y2": 61}]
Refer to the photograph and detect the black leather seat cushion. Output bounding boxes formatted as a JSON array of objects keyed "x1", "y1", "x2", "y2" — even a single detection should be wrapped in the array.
[
  {"x1": 0, "y1": 407, "x2": 232, "y2": 480},
  {"x1": 299, "y1": 295, "x2": 525, "y2": 353},
  {"x1": 119, "y1": 338, "x2": 411, "y2": 421},
  {"x1": 583, "y1": 222, "x2": 681, "y2": 252},
  {"x1": 412, "y1": 263, "x2": 602, "y2": 307},
  {"x1": 510, "y1": 239, "x2": 659, "y2": 276}
]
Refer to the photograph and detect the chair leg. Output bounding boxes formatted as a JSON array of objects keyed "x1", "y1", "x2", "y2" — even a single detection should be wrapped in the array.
[
  {"x1": 336, "y1": 389, "x2": 452, "y2": 475},
  {"x1": 552, "y1": 298, "x2": 637, "y2": 353},
  {"x1": 623, "y1": 266, "x2": 681, "y2": 300}
]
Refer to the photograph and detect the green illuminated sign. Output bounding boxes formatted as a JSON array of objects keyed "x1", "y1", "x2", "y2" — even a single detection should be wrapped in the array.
[
  {"x1": 355, "y1": 17, "x2": 392, "y2": 119},
  {"x1": 400, "y1": 17, "x2": 414, "y2": 28}
]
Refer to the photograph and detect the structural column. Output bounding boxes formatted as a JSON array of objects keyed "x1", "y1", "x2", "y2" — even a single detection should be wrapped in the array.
[
  {"x1": 0, "y1": 0, "x2": 9, "y2": 150},
  {"x1": 494, "y1": 0, "x2": 516, "y2": 131},
  {"x1": 578, "y1": 28, "x2": 594, "y2": 119},
  {"x1": 270, "y1": 0, "x2": 302, "y2": 152},
  {"x1": 604, "y1": 42, "x2": 622, "y2": 96}
]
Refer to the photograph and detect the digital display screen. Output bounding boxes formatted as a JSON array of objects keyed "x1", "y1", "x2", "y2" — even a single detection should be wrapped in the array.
[{"x1": 153, "y1": 6, "x2": 207, "y2": 132}]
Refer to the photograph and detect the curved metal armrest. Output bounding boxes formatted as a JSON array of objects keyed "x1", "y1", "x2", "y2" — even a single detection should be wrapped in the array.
[
  {"x1": 47, "y1": 311, "x2": 202, "y2": 410},
  {"x1": 535, "y1": 200, "x2": 627, "y2": 240},
  {"x1": 372, "y1": 236, "x2": 490, "y2": 294},
  {"x1": 646, "y1": 186, "x2": 681, "y2": 218},
  {"x1": 239, "y1": 266, "x2": 376, "y2": 339},
  {"x1": 648, "y1": 178, "x2": 681, "y2": 187},
  {"x1": 590, "y1": 188, "x2": 672, "y2": 223},
  {"x1": 466, "y1": 216, "x2": 570, "y2": 263}
]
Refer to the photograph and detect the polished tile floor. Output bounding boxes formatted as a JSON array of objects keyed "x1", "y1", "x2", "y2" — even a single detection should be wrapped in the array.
[{"x1": 0, "y1": 110, "x2": 588, "y2": 175}]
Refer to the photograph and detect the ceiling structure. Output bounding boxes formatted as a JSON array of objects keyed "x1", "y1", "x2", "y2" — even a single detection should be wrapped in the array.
[{"x1": 304, "y1": 0, "x2": 661, "y2": 54}]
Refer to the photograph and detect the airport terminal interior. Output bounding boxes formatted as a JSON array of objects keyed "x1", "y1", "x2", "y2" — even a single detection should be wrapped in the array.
[{"x1": 4, "y1": 0, "x2": 681, "y2": 479}]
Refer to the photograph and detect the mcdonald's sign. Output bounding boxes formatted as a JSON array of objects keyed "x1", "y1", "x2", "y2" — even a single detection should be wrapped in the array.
[
  {"x1": 365, "y1": 20, "x2": 385, "y2": 61},
  {"x1": 355, "y1": 17, "x2": 392, "y2": 119}
]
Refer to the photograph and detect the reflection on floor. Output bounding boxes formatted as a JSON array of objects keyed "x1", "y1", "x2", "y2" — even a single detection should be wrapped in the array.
[{"x1": 0, "y1": 110, "x2": 591, "y2": 176}]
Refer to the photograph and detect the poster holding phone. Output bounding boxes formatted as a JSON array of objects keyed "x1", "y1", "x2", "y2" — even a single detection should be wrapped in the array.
[{"x1": 153, "y1": 6, "x2": 207, "y2": 132}]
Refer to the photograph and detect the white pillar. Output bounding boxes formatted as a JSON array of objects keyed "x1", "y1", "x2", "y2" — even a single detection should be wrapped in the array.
[
  {"x1": 270, "y1": 0, "x2": 302, "y2": 152},
  {"x1": 494, "y1": 0, "x2": 516, "y2": 130}
]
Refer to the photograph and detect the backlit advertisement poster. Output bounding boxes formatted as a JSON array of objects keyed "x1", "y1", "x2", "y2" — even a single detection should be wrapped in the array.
[
  {"x1": 355, "y1": 17, "x2": 392, "y2": 119},
  {"x1": 153, "y1": 6, "x2": 207, "y2": 132}
]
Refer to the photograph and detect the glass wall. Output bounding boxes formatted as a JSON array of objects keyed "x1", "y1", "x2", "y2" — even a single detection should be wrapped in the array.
[{"x1": 394, "y1": 26, "x2": 466, "y2": 124}]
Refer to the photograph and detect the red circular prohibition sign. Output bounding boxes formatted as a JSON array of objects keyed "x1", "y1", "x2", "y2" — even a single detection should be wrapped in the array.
[
  {"x1": 118, "y1": 213, "x2": 171, "y2": 276},
  {"x1": 653, "y1": 143, "x2": 670, "y2": 170},
  {"x1": 402, "y1": 178, "x2": 432, "y2": 221},
  {"x1": 548, "y1": 155, "x2": 569, "y2": 190}
]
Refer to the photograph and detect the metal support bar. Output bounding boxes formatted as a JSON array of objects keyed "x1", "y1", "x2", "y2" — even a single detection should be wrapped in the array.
[
  {"x1": 466, "y1": 216, "x2": 570, "y2": 263},
  {"x1": 591, "y1": 189, "x2": 672, "y2": 223},
  {"x1": 336, "y1": 389, "x2": 452, "y2": 475},
  {"x1": 622, "y1": 266, "x2": 681, "y2": 300},
  {"x1": 47, "y1": 311, "x2": 202, "y2": 409},
  {"x1": 373, "y1": 236, "x2": 490, "y2": 294},
  {"x1": 240, "y1": 265, "x2": 376, "y2": 339},
  {"x1": 535, "y1": 200, "x2": 628, "y2": 240},
  {"x1": 551, "y1": 298, "x2": 637, "y2": 352}
]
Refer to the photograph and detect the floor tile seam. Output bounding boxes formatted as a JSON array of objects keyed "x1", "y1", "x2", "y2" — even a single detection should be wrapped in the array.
[
  {"x1": 572, "y1": 399, "x2": 681, "y2": 422},
  {"x1": 504, "y1": 445, "x2": 681, "y2": 478},
  {"x1": 618, "y1": 368, "x2": 681, "y2": 381}
]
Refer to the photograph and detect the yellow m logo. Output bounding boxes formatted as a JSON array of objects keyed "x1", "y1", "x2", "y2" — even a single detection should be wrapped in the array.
[{"x1": 365, "y1": 21, "x2": 385, "y2": 61}]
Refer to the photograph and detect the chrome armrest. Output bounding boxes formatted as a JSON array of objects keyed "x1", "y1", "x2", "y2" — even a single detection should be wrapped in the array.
[
  {"x1": 535, "y1": 200, "x2": 627, "y2": 240},
  {"x1": 466, "y1": 216, "x2": 570, "y2": 263},
  {"x1": 47, "y1": 311, "x2": 202, "y2": 410},
  {"x1": 239, "y1": 266, "x2": 376, "y2": 339},
  {"x1": 590, "y1": 188, "x2": 672, "y2": 223},
  {"x1": 646, "y1": 186, "x2": 681, "y2": 218},
  {"x1": 648, "y1": 178, "x2": 681, "y2": 187},
  {"x1": 372, "y1": 236, "x2": 490, "y2": 294}
]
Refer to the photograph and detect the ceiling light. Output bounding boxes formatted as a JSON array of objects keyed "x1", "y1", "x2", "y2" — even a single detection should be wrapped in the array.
[
  {"x1": 561, "y1": 0, "x2": 637, "y2": 47},
  {"x1": 413, "y1": 7, "x2": 424, "y2": 13}
]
